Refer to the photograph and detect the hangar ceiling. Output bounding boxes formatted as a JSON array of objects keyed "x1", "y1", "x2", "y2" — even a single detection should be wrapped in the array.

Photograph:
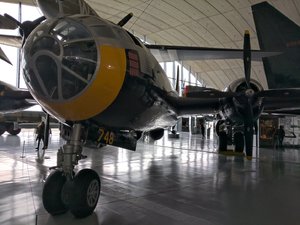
[{"x1": 2, "y1": 0, "x2": 300, "y2": 90}]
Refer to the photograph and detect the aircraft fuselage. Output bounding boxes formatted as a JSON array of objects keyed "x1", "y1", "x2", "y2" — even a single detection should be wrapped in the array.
[{"x1": 22, "y1": 15, "x2": 178, "y2": 131}]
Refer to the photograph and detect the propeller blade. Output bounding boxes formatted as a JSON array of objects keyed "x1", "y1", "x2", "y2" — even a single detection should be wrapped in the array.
[
  {"x1": 243, "y1": 30, "x2": 251, "y2": 89},
  {"x1": 3, "y1": 14, "x2": 45, "y2": 45},
  {"x1": 0, "y1": 46, "x2": 12, "y2": 65},
  {"x1": 244, "y1": 124, "x2": 254, "y2": 160},
  {"x1": 0, "y1": 14, "x2": 18, "y2": 29},
  {"x1": 175, "y1": 65, "x2": 180, "y2": 93},
  {"x1": 3, "y1": 13, "x2": 21, "y2": 27},
  {"x1": 117, "y1": 13, "x2": 133, "y2": 27},
  {"x1": 243, "y1": 98, "x2": 255, "y2": 160},
  {"x1": 32, "y1": 16, "x2": 46, "y2": 26}
]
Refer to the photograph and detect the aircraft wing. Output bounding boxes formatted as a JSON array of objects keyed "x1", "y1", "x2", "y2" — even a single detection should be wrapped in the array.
[
  {"x1": 0, "y1": 80, "x2": 35, "y2": 113},
  {"x1": 165, "y1": 95, "x2": 221, "y2": 116},
  {"x1": 257, "y1": 88, "x2": 300, "y2": 114},
  {"x1": 263, "y1": 109, "x2": 300, "y2": 116},
  {"x1": 0, "y1": 46, "x2": 11, "y2": 64},
  {"x1": 146, "y1": 44, "x2": 281, "y2": 62},
  {"x1": 0, "y1": 34, "x2": 22, "y2": 48},
  {"x1": 0, "y1": 0, "x2": 34, "y2": 5},
  {"x1": 263, "y1": 89, "x2": 300, "y2": 113},
  {"x1": 167, "y1": 87, "x2": 300, "y2": 117}
]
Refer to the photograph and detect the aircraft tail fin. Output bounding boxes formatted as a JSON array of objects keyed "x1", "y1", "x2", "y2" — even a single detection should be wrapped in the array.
[
  {"x1": 252, "y1": 2, "x2": 300, "y2": 88},
  {"x1": 252, "y1": 2, "x2": 300, "y2": 51}
]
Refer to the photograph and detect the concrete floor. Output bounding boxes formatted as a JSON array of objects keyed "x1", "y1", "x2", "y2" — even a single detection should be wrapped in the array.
[{"x1": 0, "y1": 129, "x2": 300, "y2": 225}]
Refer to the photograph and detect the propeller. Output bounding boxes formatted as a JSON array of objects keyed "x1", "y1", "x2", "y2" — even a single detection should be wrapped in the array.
[
  {"x1": 0, "y1": 15, "x2": 18, "y2": 29},
  {"x1": 2, "y1": 13, "x2": 46, "y2": 45},
  {"x1": 175, "y1": 65, "x2": 180, "y2": 94},
  {"x1": 117, "y1": 13, "x2": 133, "y2": 27}
]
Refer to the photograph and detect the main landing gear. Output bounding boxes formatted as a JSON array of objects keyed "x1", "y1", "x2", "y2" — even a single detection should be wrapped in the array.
[{"x1": 42, "y1": 123, "x2": 101, "y2": 218}]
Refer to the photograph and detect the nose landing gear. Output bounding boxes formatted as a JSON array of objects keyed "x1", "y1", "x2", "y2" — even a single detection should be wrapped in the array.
[{"x1": 42, "y1": 123, "x2": 101, "y2": 218}]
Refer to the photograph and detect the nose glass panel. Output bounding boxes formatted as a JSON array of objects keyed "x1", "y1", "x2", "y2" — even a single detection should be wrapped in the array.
[
  {"x1": 23, "y1": 17, "x2": 98, "y2": 102},
  {"x1": 35, "y1": 55, "x2": 59, "y2": 99}
]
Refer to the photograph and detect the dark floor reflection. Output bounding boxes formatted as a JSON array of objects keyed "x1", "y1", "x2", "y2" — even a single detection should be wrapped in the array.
[{"x1": 0, "y1": 129, "x2": 300, "y2": 225}]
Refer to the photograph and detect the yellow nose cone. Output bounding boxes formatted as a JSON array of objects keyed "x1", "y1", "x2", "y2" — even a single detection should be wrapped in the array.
[{"x1": 45, "y1": 45, "x2": 127, "y2": 121}]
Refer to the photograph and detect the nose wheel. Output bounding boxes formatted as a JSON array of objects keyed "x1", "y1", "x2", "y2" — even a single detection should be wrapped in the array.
[
  {"x1": 42, "y1": 170, "x2": 68, "y2": 215},
  {"x1": 69, "y1": 169, "x2": 101, "y2": 218},
  {"x1": 42, "y1": 169, "x2": 101, "y2": 218}
]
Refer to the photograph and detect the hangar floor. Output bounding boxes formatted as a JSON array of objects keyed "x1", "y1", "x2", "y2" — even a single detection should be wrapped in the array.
[{"x1": 0, "y1": 129, "x2": 300, "y2": 225}]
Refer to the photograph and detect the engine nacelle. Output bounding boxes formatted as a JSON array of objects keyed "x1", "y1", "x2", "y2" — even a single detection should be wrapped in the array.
[
  {"x1": 149, "y1": 128, "x2": 164, "y2": 140},
  {"x1": 221, "y1": 78, "x2": 264, "y2": 124},
  {"x1": 225, "y1": 78, "x2": 263, "y2": 93}
]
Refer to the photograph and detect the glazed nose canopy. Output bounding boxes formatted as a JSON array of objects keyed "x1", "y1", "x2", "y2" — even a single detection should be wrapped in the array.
[{"x1": 23, "y1": 17, "x2": 97, "y2": 101}]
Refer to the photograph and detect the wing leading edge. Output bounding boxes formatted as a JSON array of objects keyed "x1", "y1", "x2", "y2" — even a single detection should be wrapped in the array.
[{"x1": 146, "y1": 44, "x2": 281, "y2": 62}]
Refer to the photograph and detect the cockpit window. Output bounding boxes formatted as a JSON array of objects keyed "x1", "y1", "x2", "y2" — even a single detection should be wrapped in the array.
[
  {"x1": 90, "y1": 25, "x2": 115, "y2": 39},
  {"x1": 61, "y1": 41, "x2": 97, "y2": 98},
  {"x1": 23, "y1": 17, "x2": 98, "y2": 102},
  {"x1": 31, "y1": 36, "x2": 61, "y2": 56},
  {"x1": 52, "y1": 20, "x2": 90, "y2": 41},
  {"x1": 35, "y1": 55, "x2": 59, "y2": 99}
]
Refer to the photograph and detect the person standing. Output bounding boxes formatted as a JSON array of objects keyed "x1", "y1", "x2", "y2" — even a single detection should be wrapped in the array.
[
  {"x1": 35, "y1": 121, "x2": 45, "y2": 151},
  {"x1": 278, "y1": 125, "x2": 285, "y2": 148},
  {"x1": 200, "y1": 122, "x2": 205, "y2": 138},
  {"x1": 274, "y1": 125, "x2": 285, "y2": 148}
]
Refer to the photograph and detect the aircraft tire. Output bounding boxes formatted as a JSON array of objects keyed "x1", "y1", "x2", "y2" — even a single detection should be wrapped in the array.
[
  {"x1": 135, "y1": 131, "x2": 143, "y2": 140},
  {"x1": 0, "y1": 125, "x2": 5, "y2": 136},
  {"x1": 149, "y1": 128, "x2": 164, "y2": 140},
  {"x1": 234, "y1": 132, "x2": 244, "y2": 152},
  {"x1": 218, "y1": 131, "x2": 227, "y2": 151},
  {"x1": 69, "y1": 169, "x2": 101, "y2": 218},
  {"x1": 42, "y1": 170, "x2": 68, "y2": 215},
  {"x1": 6, "y1": 124, "x2": 21, "y2": 135},
  {"x1": 7, "y1": 128, "x2": 21, "y2": 135}
]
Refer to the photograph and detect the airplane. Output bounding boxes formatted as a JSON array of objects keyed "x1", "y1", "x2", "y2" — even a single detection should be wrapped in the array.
[
  {"x1": 0, "y1": 0, "x2": 300, "y2": 219},
  {"x1": 0, "y1": 80, "x2": 34, "y2": 113}
]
